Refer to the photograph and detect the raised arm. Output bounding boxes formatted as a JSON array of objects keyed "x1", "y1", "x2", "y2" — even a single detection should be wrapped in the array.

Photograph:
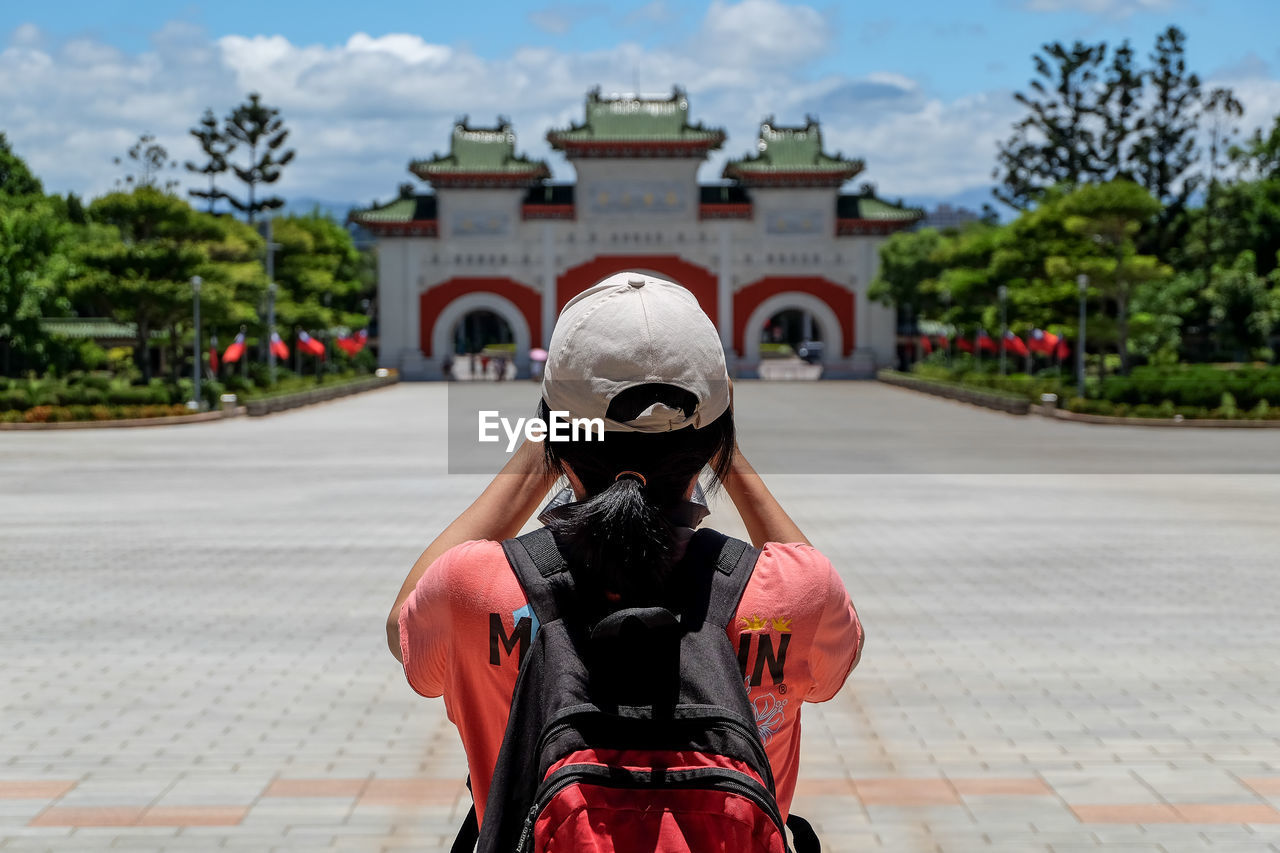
[
  {"x1": 720, "y1": 448, "x2": 811, "y2": 549},
  {"x1": 386, "y1": 439, "x2": 560, "y2": 660}
]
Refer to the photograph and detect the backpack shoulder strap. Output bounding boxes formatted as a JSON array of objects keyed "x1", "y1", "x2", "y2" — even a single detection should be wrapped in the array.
[
  {"x1": 682, "y1": 528, "x2": 761, "y2": 629},
  {"x1": 501, "y1": 526, "x2": 572, "y2": 625}
]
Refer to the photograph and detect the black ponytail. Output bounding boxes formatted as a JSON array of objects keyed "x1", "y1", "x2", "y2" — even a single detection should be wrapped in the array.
[{"x1": 537, "y1": 384, "x2": 735, "y2": 608}]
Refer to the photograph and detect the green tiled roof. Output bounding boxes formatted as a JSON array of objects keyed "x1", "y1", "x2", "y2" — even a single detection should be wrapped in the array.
[
  {"x1": 724, "y1": 119, "x2": 864, "y2": 182},
  {"x1": 548, "y1": 87, "x2": 725, "y2": 147},
  {"x1": 350, "y1": 194, "x2": 438, "y2": 224},
  {"x1": 836, "y1": 194, "x2": 925, "y2": 221},
  {"x1": 39, "y1": 318, "x2": 160, "y2": 339},
  {"x1": 410, "y1": 120, "x2": 549, "y2": 181}
]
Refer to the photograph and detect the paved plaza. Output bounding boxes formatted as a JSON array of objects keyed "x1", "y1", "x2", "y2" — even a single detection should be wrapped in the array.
[{"x1": 2, "y1": 381, "x2": 1280, "y2": 852}]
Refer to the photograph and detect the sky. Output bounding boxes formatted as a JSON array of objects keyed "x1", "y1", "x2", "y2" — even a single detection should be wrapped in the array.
[{"x1": 2, "y1": 0, "x2": 1278, "y2": 212}]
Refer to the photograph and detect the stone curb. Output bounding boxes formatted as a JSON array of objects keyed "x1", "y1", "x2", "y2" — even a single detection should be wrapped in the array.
[
  {"x1": 0, "y1": 407, "x2": 246, "y2": 430},
  {"x1": 244, "y1": 374, "x2": 399, "y2": 417},
  {"x1": 1031, "y1": 404, "x2": 1280, "y2": 428},
  {"x1": 0, "y1": 374, "x2": 399, "y2": 430},
  {"x1": 877, "y1": 370, "x2": 1030, "y2": 415}
]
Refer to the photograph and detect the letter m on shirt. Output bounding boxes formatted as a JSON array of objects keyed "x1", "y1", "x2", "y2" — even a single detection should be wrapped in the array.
[{"x1": 489, "y1": 613, "x2": 531, "y2": 666}]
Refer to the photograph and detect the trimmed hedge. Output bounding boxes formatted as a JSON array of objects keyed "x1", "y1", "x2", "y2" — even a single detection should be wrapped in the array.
[
  {"x1": 1064, "y1": 395, "x2": 1279, "y2": 420},
  {"x1": 0, "y1": 378, "x2": 177, "y2": 410},
  {"x1": 1097, "y1": 365, "x2": 1280, "y2": 410},
  {"x1": 0, "y1": 404, "x2": 190, "y2": 423},
  {"x1": 912, "y1": 363, "x2": 1280, "y2": 417},
  {"x1": 879, "y1": 370, "x2": 1031, "y2": 415},
  {"x1": 911, "y1": 364, "x2": 1065, "y2": 402}
]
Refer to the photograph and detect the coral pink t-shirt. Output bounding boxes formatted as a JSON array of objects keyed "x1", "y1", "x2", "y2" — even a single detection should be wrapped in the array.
[{"x1": 398, "y1": 536, "x2": 862, "y2": 825}]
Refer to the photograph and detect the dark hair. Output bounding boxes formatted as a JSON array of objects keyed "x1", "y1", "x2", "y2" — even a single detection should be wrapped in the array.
[{"x1": 537, "y1": 383, "x2": 735, "y2": 608}]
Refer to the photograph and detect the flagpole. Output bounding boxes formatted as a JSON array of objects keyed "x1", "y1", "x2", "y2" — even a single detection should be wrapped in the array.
[
  {"x1": 1076, "y1": 274, "x2": 1088, "y2": 398},
  {"x1": 267, "y1": 283, "x2": 277, "y2": 387},
  {"x1": 190, "y1": 276, "x2": 202, "y2": 409},
  {"x1": 998, "y1": 285, "x2": 1008, "y2": 375}
]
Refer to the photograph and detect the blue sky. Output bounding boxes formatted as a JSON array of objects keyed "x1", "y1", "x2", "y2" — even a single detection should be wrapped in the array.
[{"x1": 3, "y1": 0, "x2": 1278, "y2": 209}]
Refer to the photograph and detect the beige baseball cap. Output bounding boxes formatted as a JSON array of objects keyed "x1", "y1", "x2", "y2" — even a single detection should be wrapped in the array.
[{"x1": 541, "y1": 271, "x2": 730, "y2": 432}]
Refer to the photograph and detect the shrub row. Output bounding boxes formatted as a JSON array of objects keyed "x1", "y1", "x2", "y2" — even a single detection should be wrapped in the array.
[
  {"x1": 1096, "y1": 365, "x2": 1280, "y2": 410},
  {"x1": 1064, "y1": 396, "x2": 1278, "y2": 420},
  {"x1": 0, "y1": 380, "x2": 179, "y2": 410},
  {"x1": 912, "y1": 363, "x2": 1280, "y2": 412},
  {"x1": 0, "y1": 404, "x2": 191, "y2": 424}
]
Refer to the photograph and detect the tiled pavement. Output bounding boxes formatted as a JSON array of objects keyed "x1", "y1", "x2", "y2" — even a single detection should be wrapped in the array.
[{"x1": 2, "y1": 381, "x2": 1279, "y2": 851}]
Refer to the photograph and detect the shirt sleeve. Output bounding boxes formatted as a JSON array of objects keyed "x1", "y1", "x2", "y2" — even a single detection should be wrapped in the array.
[
  {"x1": 397, "y1": 542, "x2": 469, "y2": 699},
  {"x1": 803, "y1": 548, "x2": 863, "y2": 702}
]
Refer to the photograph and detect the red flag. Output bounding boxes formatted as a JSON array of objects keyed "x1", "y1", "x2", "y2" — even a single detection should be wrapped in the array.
[
  {"x1": 209, "y1": 334, "x2": 220, "y2": 372},
  {"x1": 937, "y1": 334, "x2": 950, "y2": 350},
  {"x1": 1029, "y1": 328, "x2": 1060, "y2": 355},
  {"x1": 298, "y1": 331, "x2": 326, "y2": 357},
  {"x1": 352, "y1": 329, "x2": 368, "y2": 353},
  {"x1": 1054, "y1": 337, "x2": 1071, "y2": 359},
  {"x1": 1004, "y1": 330, "x2": 1030, "y2": 358},
  {"x1": 956, "y1": 337, "x2": 974, "y2": 353},
  {"x1": 269, "y1": 331, "x2": 290, "y2": 360},
  {"x1": 977, "y1": 329, "x2": 997, "y2": 353},
  {"x1": 222, "y1": 332, "x2": 246, "y2": 364},
  {"x1": 919, "y1": 335, "x2": 933, "y2": 355}
]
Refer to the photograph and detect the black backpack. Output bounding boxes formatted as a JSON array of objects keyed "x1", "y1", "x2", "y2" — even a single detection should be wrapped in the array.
[{"x1": 452, "y1": 526, "x2": 821, "y2": 853}]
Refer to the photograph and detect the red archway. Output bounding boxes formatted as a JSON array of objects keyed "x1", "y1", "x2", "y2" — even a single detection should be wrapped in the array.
[
  {"x1": 734, "y1": 277, "x2": 855, "y2": 357},
  {"x1": 419, "y1": 277, "x2": 541, "y2": 357},
  {"x1": 556, "y1": 255, "x2": 718, "y2": 320}
]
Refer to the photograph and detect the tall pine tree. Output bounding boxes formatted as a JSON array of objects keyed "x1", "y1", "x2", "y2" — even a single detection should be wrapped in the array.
[
  {"x1": 993, "y1": 40, "x2": 1109, "y2": 209},
  {"x1": 223, "y1": 93, "x2": 296, "y2": 224},
  {"x1": 186, "y1": 108, "x2": 235, "y2": 213}
]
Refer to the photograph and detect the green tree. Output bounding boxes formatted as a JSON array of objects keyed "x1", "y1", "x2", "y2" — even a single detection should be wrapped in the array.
[
  {"x1": 994, "y1": 40, "x2": 1109, "y2": 209},
  {"x1": 1232, "y1": 111, "x2": 1280, "y2": 181},
  {"x1": 0, "y1": 199, "x2": 77, "y2": 374},
  {"x1": 1097, "y1": 40, "x2": 1145, "y2": 184},
  {"x1": 224, "y1": 93, "x2": 296, "y2": 224},
  {"x1": 1188, "y1": 88, "x2": 1247, "y2": 278},
  {"x1": 1130, "y1": 26, "x2": 1204, "y2": 259},
  {"x1": 1128, "y1": 268, "x2": 1198, "y2": 364},
  {"x1": 1203, "y1": 251, "x2": 1277, "y2": 360},
  {"x1": 271, "y1": 214, "x2": 371, "y2": 335},
  {"x1": 1048, "y1": 181, "x2": 1169, "y2": 374},
  {"x1": 113, "y1": 134, "x2": 179, "y2": 192},
  {"x1": 72, "y1": 188, "x2": 266, "y2": 382},
  {"x1": 0, "y1": 133, "x2": 43, "y2": 198},
  {"x1": 868, "y1": 227, "x2": 944, "y2": 327},
  {"x1": 1210, "y1": 172, "x2": 1280, "y2": 278},
  {"x1": 186, "y1": 109, "x2": 236, "y2": 213}
]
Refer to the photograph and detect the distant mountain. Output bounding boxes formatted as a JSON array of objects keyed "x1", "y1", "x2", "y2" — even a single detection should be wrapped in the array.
[
  {"x1": 900, "y1": 185, "x2": 1009, "y2": 222},
  {"x1": 276, "y1": 197, "x2": 362, "y2": 221}
]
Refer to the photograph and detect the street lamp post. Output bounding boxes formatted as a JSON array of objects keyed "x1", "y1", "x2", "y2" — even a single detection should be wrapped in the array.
[
  {"x1": 1076, "y1": 274, "x2": 1088, "y2": 398},
  {"x1": 190, "y1": 276, "x2": 203, "y2": 409},
  {"x1": 267, "y1": 282, "x2": 278, "y2": 385},
  {"x1": 940, "y1": 288, "x2": 951, "y2": 367},
  {"x1": 998, "y1": 284, "x2": 1009, "y2": 375},
  {"x1": 260, "y1": 219, "x2": 282, "y2": 385}
]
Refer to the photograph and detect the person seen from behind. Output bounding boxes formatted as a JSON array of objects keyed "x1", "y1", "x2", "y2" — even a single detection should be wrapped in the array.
[{"x1": 387, "y1": 271, "x2": 863, "y2": 850}]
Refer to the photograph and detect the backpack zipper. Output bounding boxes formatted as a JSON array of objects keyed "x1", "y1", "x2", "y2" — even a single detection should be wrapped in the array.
[
  {"x1": 531, "y1": 709, "x2": 777, "y2": 794},
  {"x1": 514, "y1": 763, "x2": 788, "y2": 853}
]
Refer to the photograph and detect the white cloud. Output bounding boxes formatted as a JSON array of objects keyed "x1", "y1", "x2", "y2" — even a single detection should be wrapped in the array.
[
  {"x1": 1206, "y1": 58, "x2": 1280, "y2": 144},
  {"x1": 1022, "y1": 0, "x2": 1176, "y2": 17},
  {"x1": 0, "y1": 11, "x2": 1010, "y2": 208},
  {"x1": 699, "y1": 0, "x2": 831, "y2": 68},
  {"x1": 823, "y1": 91, "x2": 1021, "y2": 198}
]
